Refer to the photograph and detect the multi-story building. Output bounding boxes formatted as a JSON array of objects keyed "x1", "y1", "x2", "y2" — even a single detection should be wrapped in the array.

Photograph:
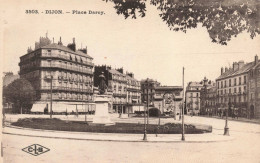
[
  {"x1": 19, "y1": 35, "x2": 95, "y2": 113},
  {"x1": 140, "y1": 79, "x2": 160, "y2": 105},
  {"x1": 94, "y1": 65, "x2": 142, "y2": 114},
  {"x1": 205, "y1": 83, "x2": 217, "y2": 116},
  {"x1": 216, "y1": 55, "x2": 260, "y2": 118},
  {"x1": 200, "y1": 77, "x2": 216, "y2": 115},
  {"x1": 185, "y1": 81, "x2": 203, "y2": 115},
  {"x1": 248, "y1": 56, "x2": 260, "y2": 118}
]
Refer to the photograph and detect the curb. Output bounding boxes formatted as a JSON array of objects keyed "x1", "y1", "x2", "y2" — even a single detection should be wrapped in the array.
[
  {"x1": 198, "y1": 116, "x2": 260, "y2": 125},
  {"x1": 3, "y1": 126, "x2": 235, "y2": 143}
]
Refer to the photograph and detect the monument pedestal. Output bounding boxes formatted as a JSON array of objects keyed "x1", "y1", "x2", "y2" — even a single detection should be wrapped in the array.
[{"x1": 92, "y1": 95, "x2": 114, "y2": 125}]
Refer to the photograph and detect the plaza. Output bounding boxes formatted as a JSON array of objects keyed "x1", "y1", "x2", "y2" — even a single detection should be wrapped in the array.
[{"x1": 2, "y1": 114, "x2": 260, "y2": 163}]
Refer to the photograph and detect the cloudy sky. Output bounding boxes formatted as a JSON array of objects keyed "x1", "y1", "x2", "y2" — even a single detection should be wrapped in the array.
[{"x1": 1, "y1": 0, "x2": 260, "y2": 86}]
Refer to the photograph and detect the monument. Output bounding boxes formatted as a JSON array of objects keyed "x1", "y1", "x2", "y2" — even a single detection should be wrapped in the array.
[{"x1": 92, "y1": 72, "x2": 114, "y2": 125}]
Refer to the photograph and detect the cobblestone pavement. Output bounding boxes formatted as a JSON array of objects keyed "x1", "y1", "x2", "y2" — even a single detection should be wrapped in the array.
[{"x1": 2, "y1": 114, "x2": 260, "y2": 163}]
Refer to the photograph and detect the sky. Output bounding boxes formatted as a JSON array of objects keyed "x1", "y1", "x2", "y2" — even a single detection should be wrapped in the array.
[{"x1": 1, "y1": 0, "x2": 260, "y2": 86}]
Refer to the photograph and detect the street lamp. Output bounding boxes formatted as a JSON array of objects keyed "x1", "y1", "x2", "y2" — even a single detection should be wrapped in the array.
[
  {"x1": 224, "y1": 94, "x2": 230, "y2": 136},
  {"x1": 143, "y1": 101, "x2": 147, "y2": 141},
  {"x1": 143, "y1": 78, "x2": 149, "y2": 141},
  {"x1": 181, "y1": 67, "x2": 185, "y2": 141},
  {"x1": 156, "y1": 103, "x2": 161, "y2": 137}
]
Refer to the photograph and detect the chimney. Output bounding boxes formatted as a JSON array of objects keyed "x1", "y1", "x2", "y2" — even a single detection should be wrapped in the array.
[
  {"x1": 58, "y1": 37, "x2": 63, "y2": 45},
  {"x1": 225, "y1": 67, "x2": 228, "y2": 72},
  {"x1": 86, "y1": 46, "x2": 88, "y2": 54},
  {"x1": 233, "y1": 62, "x2": 239, "y2": 71},
  {"x1": 221, "y1": 67, "x2": 224, "y2": 75},
  {"x1": 116, "y1": 68, "x2": 123, "y2": 74},
  {"x1": 67, "y1": 38, "x2": 76, "y2": 52},
  {"x1": 255, "y1": 55, "x2": 258, "y2": 65},
  {"x1": 238, "y1": 60, "x2": 244, "y2": 69}
]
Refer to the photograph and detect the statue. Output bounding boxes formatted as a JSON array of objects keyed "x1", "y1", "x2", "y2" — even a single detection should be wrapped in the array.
[{"x1": 98, "y1": 72, "x2": 107, "y2": 95}]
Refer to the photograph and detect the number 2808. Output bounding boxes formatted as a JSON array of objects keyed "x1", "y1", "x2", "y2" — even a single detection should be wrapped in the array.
[{"x1": 25, "y1": 10, "x2": 39, "y2": 14}]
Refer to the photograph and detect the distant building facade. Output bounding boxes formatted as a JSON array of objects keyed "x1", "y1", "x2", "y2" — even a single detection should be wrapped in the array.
[
  {"x1": 185, "y1": 81, "x2": 203, "y2": 115},
  {"x1": 94, "y1": 65, "x2": 142, "y2": 114},
  {"x1": 19, "y1": 36, "x2": 95, "y2": 113},
  {"x1": 248, "y1": 56, "x2": 260, "y2": 118},
  {"x1": 140, "y1": 79, "x2": 160, "y2": 105},
  {"x1": 2, "y1": 72, "x2": 20, "y2": 113},
  {"x1": 216, "y1": 55, "x2": 260, "y2": 118}
]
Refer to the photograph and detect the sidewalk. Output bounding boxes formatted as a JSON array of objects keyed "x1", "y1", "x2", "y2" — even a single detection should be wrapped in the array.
[
  {"x1": 198, "y1": 115, "x2": 260, "y2": 124},
  {"x1": 2, "y1": 124, "x2": 234, "y2": 143}
]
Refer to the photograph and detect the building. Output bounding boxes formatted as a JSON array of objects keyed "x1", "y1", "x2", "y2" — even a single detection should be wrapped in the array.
[
  {"x1": 205, "y1": 83, "x2": 217, "y2": 116},
  {"x1": 200, "y1": 77, "x2": 216, "y2": 115},
  {"x1": 216, "y1": 55, "x2": 260, "y2": 118},
  {"x1": 94, "y1": 65, "x2": 142, "y2": 114},
  {"x1": 248, "y1": 56, "x2": 260, "y2": 118},
  {"x1": 2, "y1": 72, "x2": 20, "y2": 113},
  {"x1": 140, "y1": 79, "x2": 160, "y2": 105},
  {"x1": 185, "y1": 81, "x2": 203, "y2": 115},
  {"x1": 19, "y1": 35, "x2": 95, "y2": 113}
]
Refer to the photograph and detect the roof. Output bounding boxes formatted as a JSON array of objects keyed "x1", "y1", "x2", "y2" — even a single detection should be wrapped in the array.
[
  {"x1": 126, "y1": 74, "x2": 138, "y2": 81},
  {"x1": 39, "y1": 43, "x2": 93, "y2": 59},
  {"x1": 140, "y1": 78, "x2": 160, "y2": 83},
  {"x1": 188, "y1": 82, "x2": 203, "y2": 87},
  {"x1": 216, "y1": 61, "x2": 259, "y2": 80},
  {"x1": 155, "y1": 86, "x2": 183, "y2": 91},
  {"x1": 108, "y1": 69, "x2": 126, "y2": 76}
]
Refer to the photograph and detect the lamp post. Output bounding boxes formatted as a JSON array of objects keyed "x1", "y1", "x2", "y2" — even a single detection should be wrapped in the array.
[
  {"x1": 143, "y1": 78, "x2": 149, "y2": 141},
  {"x1": 143, "y1": 101, "x2": 147, "y2": 141},
  {"x1": 181, "y1": 67, "x2": 185, "y2": 141},
  {"x1": 224, "y1": 94, "x2": 230, "y2": 136},
  {"x1": 158, "y1": 103, "x2": 161, "y2": 126}
]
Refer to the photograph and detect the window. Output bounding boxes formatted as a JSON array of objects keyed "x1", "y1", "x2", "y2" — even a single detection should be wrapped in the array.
[
  {"x1": 244, "y1": 76, "x2": 247, "y2": 84},
  {"x1": 234, "y1": 78, "x2": 237, "y2": 86},
  {"x1": 229, "y1": 88, "x2": 231, "y2": 94},
  {"x1": 221, "y1": 81, "x2": 223, "y2": 88},
  {"x1": 224, "y1": 80, "x2": 226, "y2": 87},
  {"x1": 239, "y1": 77, "x2": 241, "y2": 85},
  {"x1": 239, "y1": 87, "x2": 241, "y2": 93},
  {"x1": 229, "y1": 79, "x2": 231, "y2": 87},
  {"x1": 234, "y1": 88, "x2": 237, "y2": 93}
]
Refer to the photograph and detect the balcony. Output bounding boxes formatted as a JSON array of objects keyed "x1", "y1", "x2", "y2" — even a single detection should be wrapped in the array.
[
  {"x1": 41, "y1": 63, "x2": 93, "y2": 75},
  {"x1": 40, "y1": 86, "x2": 93, "y2": 93},
  {"x1": 113, "y1": 93, "x2": 127, "y2": 98},
  {"x1": 41, "y1": 53, "x2": 94, "y2": 67}
]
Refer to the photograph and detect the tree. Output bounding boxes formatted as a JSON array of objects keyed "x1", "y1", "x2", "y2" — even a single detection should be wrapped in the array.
[
  {"x1": 103, "y1": 0, "x2": 259, "y2": 45},
  {"x1": 3, "y1": 78, "x2": 35, "y2": 113}
]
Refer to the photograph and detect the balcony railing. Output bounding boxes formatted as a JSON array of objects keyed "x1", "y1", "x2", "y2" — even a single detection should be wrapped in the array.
[
  {"x1": 41, "y1": 53, "x2": 94, "y2": 67},
  {"x1": 41, "y1": 63, "x2": 93, "y2": 75},
  {"x1": 41, "y1": 86, "x2": 93, "y2": 93}
]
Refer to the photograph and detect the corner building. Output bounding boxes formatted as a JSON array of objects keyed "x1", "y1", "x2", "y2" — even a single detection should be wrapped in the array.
[
  {"x1": 216, "y1": 55, "x2": 260, "y2": 118},
  {"x1": 19, "y1": 36, "x2": 95, "y2": 113}
]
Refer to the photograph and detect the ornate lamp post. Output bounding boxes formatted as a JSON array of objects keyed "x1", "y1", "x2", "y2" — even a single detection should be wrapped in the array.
[{"x1": 224, "y1": 93, "x2": 230, "y2": 136}]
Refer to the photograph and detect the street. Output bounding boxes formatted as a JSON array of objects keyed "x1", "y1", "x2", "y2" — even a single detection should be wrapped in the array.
[{"x1": 2, "y1": 115, "x2": 260, "y2": 163}]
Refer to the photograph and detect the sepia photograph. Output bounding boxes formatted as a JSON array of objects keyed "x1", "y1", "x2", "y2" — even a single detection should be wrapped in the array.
[{"x1": 1, "y1": 0, "x2": 260, "y2": 162}]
